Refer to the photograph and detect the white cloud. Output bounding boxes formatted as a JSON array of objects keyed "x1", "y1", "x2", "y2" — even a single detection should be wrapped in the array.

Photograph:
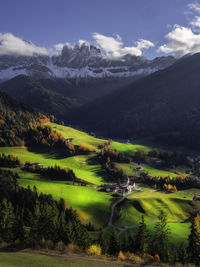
[
  {"x1": 188, "y1": 2, "x2": 200, "y2": 13},
  {"x1": 92, "y1": 33, "x2": 154, "y2": 58},
  {"x1": 190, "y1": 15, "x2": 200, "y2": 28},
  {"x1": 158, "y1": 25, "x2": 200, "y2": 57},
  {"x1": 0, "y1": 32, "x2": 48, "y2": 56}
]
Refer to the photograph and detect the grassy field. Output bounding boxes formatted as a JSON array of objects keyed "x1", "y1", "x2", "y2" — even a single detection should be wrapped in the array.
[
  {"x1": 111, "y1": 141, "x2": 152, "y2": 156},
  {"x1": 114, "y1": 162, "x2": 179, "y2": 178},
  {"x1": 0, "y1": 251, "x2": 123, "y2": 267},
  {"x1": 115, "y1": 188, "x2": 200, "y2": 226},
  {"x1": 19, "y1": 178, "x2": 112, "y2": 226},
  {"x1": 0, "y1": 147, "x2": 107, "y2": 186},
  {"x1": 46, "y1": 122, "x2": 106, "y2": 151},
  {"x1": 113, "y1": 188, "x2": 200, "y2": 247},
  {"x1": 0, "y1": 123, "x2": 197, "y2": 246}
]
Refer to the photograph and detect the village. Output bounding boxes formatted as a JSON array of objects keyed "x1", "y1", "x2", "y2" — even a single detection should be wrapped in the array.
[{"x1": 100, "y1": 176, "x2": 141, "y2": 197}]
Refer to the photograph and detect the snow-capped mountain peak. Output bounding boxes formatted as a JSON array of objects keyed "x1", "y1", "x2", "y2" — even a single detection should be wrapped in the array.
[{"x1": 0, "y1": 43, "x2": 175, "y2": 80}]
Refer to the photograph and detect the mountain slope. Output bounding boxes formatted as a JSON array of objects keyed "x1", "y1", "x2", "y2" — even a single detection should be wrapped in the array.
[
  {"x1": 68, "y1": 53, "x2": 200, "y2": 149},
  {"x1": 0, "y1": 75, "x2": 80, "y2": 119},
  {"x1": 0, "y1": 90, "x2": 44, "y2": 145}
]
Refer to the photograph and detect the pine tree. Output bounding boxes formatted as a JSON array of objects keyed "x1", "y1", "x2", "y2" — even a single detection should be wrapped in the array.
[
  {"x1": 135, "y1": 215, "x2": 148, "y2": 254},
  {"x1": 178, "y1": 242, "x2": 187, "y2": 264},
  {"x1": 122, "y1": 231, "x2": 128, "y2": 252},
  {"x1": 98, "y1": 229, "x2": 106, "y2": 254},
  {"x1": 127, "y1": 232, "x2": 135, "y2": 252},
  {"x1": 108, "y1": 228, "x2": 119, "y2": 255},
  {"x1": 0, "y1": 198, "x2": 15, "y2": 242},
  {"x1": 153, "y1": 211, "x2": 170, "y2": 262},
  {"x1": 187, "y1": 214, "x2": 200, "y2": 264}
]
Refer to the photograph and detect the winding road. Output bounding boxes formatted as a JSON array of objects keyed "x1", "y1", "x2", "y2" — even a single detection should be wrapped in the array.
[{"x1": 108, "y1": 197, "x2": 183, "y2": 236}]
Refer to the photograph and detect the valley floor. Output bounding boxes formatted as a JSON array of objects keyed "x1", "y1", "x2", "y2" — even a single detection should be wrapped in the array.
[{"x1": 0, "y1": 122, "x2": 199, "y2": 248}]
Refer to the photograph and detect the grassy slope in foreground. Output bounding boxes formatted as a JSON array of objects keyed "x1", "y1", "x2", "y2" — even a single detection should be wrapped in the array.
[{"x1": 0, "y1": 251, "x2": 123, "y2": 267}]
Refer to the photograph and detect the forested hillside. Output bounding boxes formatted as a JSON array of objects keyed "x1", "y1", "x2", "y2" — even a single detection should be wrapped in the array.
[
  {"x1": 0, "y1": 75, "x2": 80, "y2": 120},
  {"x1": 68, "y1": 53, "x2": 200, "y2": 150}
]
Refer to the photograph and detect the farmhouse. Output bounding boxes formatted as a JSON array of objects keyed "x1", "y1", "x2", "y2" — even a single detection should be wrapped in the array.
[
  {"x1": 105, "y1": 184, "x2": 119, "y2": 192},
  {"x1": 193, "y1": 194, "x2": 200, "y2": 201},
  {"x1": 22, "y1": 162, "x2": 44, "y2": 169},
  {"x1": 65, "y1": 138, "x2": 73, "y2": 143}
]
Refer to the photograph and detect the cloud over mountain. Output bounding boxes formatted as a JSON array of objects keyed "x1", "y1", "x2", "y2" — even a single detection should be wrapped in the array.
[
  {"x1": 92, "y1": 33, "x2": 154, "y2": 58},
  {"x1": 0, "y1": 33, "x2": 48, "y2": 56},
  {"x1": 158, "y1": 25, "x2": 200, "y2": 57}
]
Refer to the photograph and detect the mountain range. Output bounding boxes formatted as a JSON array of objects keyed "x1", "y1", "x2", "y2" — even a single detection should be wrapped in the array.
[
  {"x1": 0, "y1": 42, "x2": 175, "y2": 80},
  {"x1": 1, "y1": 40, "x2": 200, "y2": 150}
]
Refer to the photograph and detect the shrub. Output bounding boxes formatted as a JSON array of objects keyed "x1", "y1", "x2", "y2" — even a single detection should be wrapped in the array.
[
  {"x1": 142, "y1": 253, "x2": 154, "y2": 263},
  {"x1": 128, "y1": 253, "x2": 142, "y2": 263},
  {"x1": 87, "y1": 244, "x2": 101, "y2": 256},
  {"x1": 118, "y1": 251, "x2": 126, "y2": 260},
  {"x1": 64, "y1": 243, "x2": 81, "y2": 254},
  {"x1": 154, "y1": 254, "x2": 160, "y2": 262},
  {"x1": 46, "y1": 239, "x2": 54, "y2": 250},
  {"x1": 0, "y1": 241, "x2": 8, "y2": 248},
  {"x1": 55, "y1": 241, "x2": 65, "y2": 252}
]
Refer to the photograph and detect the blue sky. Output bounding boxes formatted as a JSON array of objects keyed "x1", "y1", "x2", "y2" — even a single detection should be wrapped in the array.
[{"x1": 1, "y1": 0, "x2": 200, "y2": 58}]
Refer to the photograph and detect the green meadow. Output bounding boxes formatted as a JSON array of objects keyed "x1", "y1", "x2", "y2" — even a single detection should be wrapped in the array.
[
  {"x1": 0, "y1": 123, "x2": 198, "y2": 246},
  {"x1": 20, "y1": 178, "x2": 112, "y2": 226},
  {"x1": 46, "y1": 122, "x2": 106, "y2": 150},
  {"x1": 113, "y1": 188, "x2": 200, "y2": 247},
  {"x1": 0, "y1": 147, "x2": 107, "y2": 185}
]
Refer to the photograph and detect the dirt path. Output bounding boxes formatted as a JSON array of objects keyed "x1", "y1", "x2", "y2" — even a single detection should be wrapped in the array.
[
  {"x1": 108, "y1": 197, "x2": 124, "y2": 227},
  {"x1": 108, "y1": 197, "x2": 182, "y2": 236},
  {"x1": 21, "y1": 249, "x2": 142, "y2": 266}
]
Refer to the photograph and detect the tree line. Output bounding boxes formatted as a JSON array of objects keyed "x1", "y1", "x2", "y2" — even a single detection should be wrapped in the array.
[
  {"x1": 97, "y1": 212, "x2": 200, "y2": 265},
  {"x1": 0, "y1": 169, "x2": 90, "y2": 249}
]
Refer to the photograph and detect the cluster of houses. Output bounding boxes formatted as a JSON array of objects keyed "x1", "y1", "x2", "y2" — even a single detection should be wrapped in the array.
[
  {"x1": 102, "y1": 180, "x2": 140, "y2": 196},
  {"x1": 193, "y1": 194, "x2": 200, "y2": 201},
  {"x1": 22, "y1": 162, "x2": 46, "y2": 170}
]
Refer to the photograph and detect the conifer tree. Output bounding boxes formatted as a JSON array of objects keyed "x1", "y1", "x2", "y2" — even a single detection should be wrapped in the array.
[
  {"x1": 127, "y1": 232, "x2": 135, "y2": 252},
  {"x1": 178, "y1": 242, "x2": 187, "y2": 264},
  {"x1": 0, "y1": 198, "x2": 15, "y2": 242},
  {"x1": 122, "y1": 231, "x2": 128, "y2": 252},
  {"x1": 108, "y1": 228, "x2": 119, "y2": 255},
  {"x1": 135, "y1": 215, "x2": 148, "y2": 254},
  {"x1": 98, "y1": 229, "x2": 106, "y2": 254},
  {"x1": 153, "y1": 211, "x2": 170, "y2": 262},
  {"x1": 187, "y1": 214, "x2": 200, "y2": 264}
]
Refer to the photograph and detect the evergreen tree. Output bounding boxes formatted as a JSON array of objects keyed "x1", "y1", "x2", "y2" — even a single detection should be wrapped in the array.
[
  {"x1": 187, "y1": 214, "x2": 200, "y2": 264},
  {"x1": 178, "y1": 242, "x2": 187, "y2": 265},
  {"x1": 0, "y1": 198, "x2": 15, "y2": 242},
  {"x1": 108, "y1": 228, "x2": 119, "y2": 255},
  {"x1": 122, "y1": 231, "x2": 128, "y2": 252},
  {"x1": 127, "y1": 232, "x2": 135, "y2": 252},
  {"x1": 135, "y1": 215, "x2": 148, "y2": 254},
  {"x1": 98, "y1": 229, "x2": 106, "y2": 254},
  {"x1": 153, "y1": 211, "x2": 170, "y2": 262}
]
